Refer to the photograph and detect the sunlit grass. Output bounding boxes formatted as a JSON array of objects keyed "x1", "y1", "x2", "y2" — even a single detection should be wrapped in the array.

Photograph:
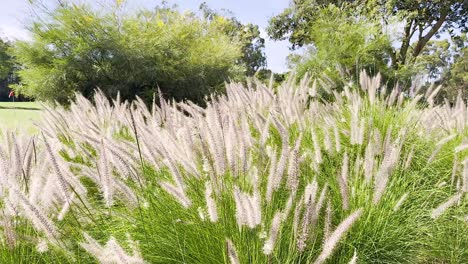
[{"x1": 0, "y1": 102, "x2": 41, "y2": 133}]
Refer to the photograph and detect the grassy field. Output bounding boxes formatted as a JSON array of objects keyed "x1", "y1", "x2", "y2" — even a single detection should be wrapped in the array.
[{"x1": 0, "y1": 102, "x2": 42, "y2": 133}]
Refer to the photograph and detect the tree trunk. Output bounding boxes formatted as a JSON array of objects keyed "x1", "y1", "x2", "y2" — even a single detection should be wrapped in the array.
[{"x1": 398, "y1": 19, "x2": 414, "y2": 67}]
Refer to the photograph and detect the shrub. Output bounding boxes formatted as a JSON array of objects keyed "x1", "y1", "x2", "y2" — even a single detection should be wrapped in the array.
[
  {"x1": 12, "y1": 4, "x2": 244, "y2": 105},
  {"x1": 0, "y1": 72, "x2": 467, "y2": 263}
]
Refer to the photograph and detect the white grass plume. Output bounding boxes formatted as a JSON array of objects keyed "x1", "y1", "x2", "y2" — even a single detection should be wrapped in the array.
[
  {"x1": 58, "y1": 193, "x2": 75, "y2": 221},
  {"x1": 268, "y1": 119, "x2": 288, "y2": 185},
  {"x1": 427, "y1": 144, "x2": 442, "y2": 164},
  {"x1": 455, "y1": 144, "x2": 468, "y2": 153},
  {"x1": 42, "y1": 135, "x2": 71, "y2": 202},
  {"x1": 404, "y1": 145, "x2": 415, "y2": 169},
  {"x1": 80, "y1": 233, "x2": 145, "y2": 264},
  {"x1": 205, "y1": 181, "x2": 218, "y2": 222},
  {"x1": 333, "y1": 123, "x2": 341, "y2": 153},
  {"x1": 314, "y1": 208, "x2": 363, "y2": 264},
  {"x1": 292, "y1": 201, "x2": 303, "y2": 237},
  {"x1": 233, "y1": 186, "x2": 261, "y2": 228},
  {"x1": 393, "y1": 192, "x2": 409, "y2": 212},
  {"x1": 263, "y1": 211, "x2": 283, "y2": 255},
  {"x1": 2, "y1": 216, "x2": 16, "y2": 249},
  {"x1": 338, "y1": 153, "x2": 349, "y2": 210},
  {"x1": 287, "y1": 135, "x2": 302, "y2": 191},
  {"x1": 373, "y1": 144, "x2": 400, "y2": 204},
  {"x1": 98, "y1": 140, "x2": 113, "y2": 207},
  {"x1": 11, "y1": 188, "x2": 58, "y2": 239},
  {"x1": 36, "y1": 239, "x2": 49, "y2": 253},
  {"x1": 463, "y1": 159, "x2": 468, "y2": 193},
  {"x1": 323, "y1": 128, "x2": 332, "y2": 153},
  {"x1": 226, "y1": 239, "x2": 240, "y2": 264},
  {"x1": 266, "y1": 147, "x2": 278, "y2": 202},
  {"x1": 159, "y1": 181, "x2": 191, "y2": 208},
  {"x1": 431, "y1": 192, "x2": 463, "y2": 219},
  {"x1": 348, "y1": 250, "x2": 358, "y2": 264},
  {"x1": 323, "y1": 199, "x2": 332, "y2": 241},
  {"x1": 437, "y1": 134, "x2": 456, "y2": 146}
]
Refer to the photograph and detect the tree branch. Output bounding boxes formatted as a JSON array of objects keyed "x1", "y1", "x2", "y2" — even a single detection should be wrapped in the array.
[{"x1": 412, "y1": 9, "x2": 449, "y2": 60}]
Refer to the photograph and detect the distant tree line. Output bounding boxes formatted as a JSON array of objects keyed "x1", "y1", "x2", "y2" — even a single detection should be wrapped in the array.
[
  {"x1": 0, "y1": 0, "x2": 466, "y2": 104},
  {"x1": 4, "y1": 1, "x2": 270, "y2": 105},
  {"x1": 0, "y1": 39, "x2": 21, "y2": 100}
]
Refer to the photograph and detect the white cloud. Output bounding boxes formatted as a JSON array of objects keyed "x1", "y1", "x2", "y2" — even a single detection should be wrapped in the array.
[{"x1": 0, "y1": 25, "x2": 32, "y2": 42}]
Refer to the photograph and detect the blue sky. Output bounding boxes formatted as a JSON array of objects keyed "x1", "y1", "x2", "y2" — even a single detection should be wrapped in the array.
[{"x1": 0, "y1": 0, "x2": 291, "y2": 72}]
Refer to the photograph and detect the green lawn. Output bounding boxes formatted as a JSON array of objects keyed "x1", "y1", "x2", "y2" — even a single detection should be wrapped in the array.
[{"x1": 0, "y1": 102, "x2": 42, "y2": 133}]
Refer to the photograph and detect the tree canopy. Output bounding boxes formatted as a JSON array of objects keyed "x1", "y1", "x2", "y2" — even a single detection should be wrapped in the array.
[
  {"x1": 0, "y1": 38, "x2": 14, "y2": 80},
  {"x1": 199, "y1": 2, "x2": 267, "y2": 76},
  {"x1": 13, "y1": 3, "x2": 249, "y2": 104},
  {"x1": 267, "y1": 0, "x2": 468, "y2": 89},
  {"x1": 284, "y1": 5, "x2": 393, "y2": 86},
  {"x1": 5, "y1": 0, "x2": 468, "y2": 103}
]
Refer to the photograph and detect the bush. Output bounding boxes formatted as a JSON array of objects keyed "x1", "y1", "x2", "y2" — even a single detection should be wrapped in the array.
[
  {"x1": 0, "y1": 73, "x2": 467, "y2": 263},
  {"x1": 12, "y1": 4, "x2": 244, "y2": 105}
]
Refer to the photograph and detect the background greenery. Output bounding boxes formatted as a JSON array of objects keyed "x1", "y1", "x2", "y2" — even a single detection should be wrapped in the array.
[
  {"x1": 11, "y1": 3, "x2": 245, "y2": 104},
  {"x1": 267, "y1": 0, "x2": 468, "y2": 99},
  {"x1": 0, "y1": 0, "x2": 466, "y2": 104}
]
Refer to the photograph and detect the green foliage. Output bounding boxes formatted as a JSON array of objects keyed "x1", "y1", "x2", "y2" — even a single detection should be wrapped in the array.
[
  {"x1": 13, "y1": 3, "x2": 245, "y2": 104},
  {"x1": 444, "y1": 48, "x2": 468, "y2": 100},
  {"x1": 0, "y1": 38, "x2": 14, "y2": 79},
  {"x1": 286, "y1": 5, "x2": 393, "y2": 86},
  {"x1": 254, "y1": 69, "x2": 287, "y2": 87},
  {"x1": 199, "y1": 2, "x2": 267, "y2": 76},
  {"x1": 267, "y1": 0, "x2": 352, "y2": 49},
  {"x1": 268, "y1": 0, "x2": 468, "y2": 89},
  {"x1": 439, "y1": 34, "x2": 468, "y2": 101}
]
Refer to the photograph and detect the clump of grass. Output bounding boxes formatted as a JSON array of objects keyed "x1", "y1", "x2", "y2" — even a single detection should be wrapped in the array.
[{"x1": 0, "y1": 72, "x2": 466, "y2": 263}]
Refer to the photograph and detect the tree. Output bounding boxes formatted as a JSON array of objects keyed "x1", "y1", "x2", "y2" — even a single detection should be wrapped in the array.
[
  {"x1": 13, "y1": 3, "x2": 245, "y2": 104},
  {"x1": 199, "y1": 2, "x2": 267, "y2": 76},
  {"x1": 444, "y1": 48, "x2": 468, "y2": 100},
  {"x1": 268, "y1": 0, "x2": 468, "y2": 86},
  {"x1": 0, "y1": 38, "x2": 14, "y2": 80},
  {"x1": 254, "y1": 68, "x2": 287, "y2": 88},
  {"x1": 0, "y1": 38, "x2": 21, "y2": 100},
  {"x1": 383, "y1": 0, "x2": 468, "y2": 70},
  {"x1": 284, "y1": 5, "x2": 393, "y2": 86},
  {"x1": 439, "y1": 34, "x2": 468, "y2": 101}
]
